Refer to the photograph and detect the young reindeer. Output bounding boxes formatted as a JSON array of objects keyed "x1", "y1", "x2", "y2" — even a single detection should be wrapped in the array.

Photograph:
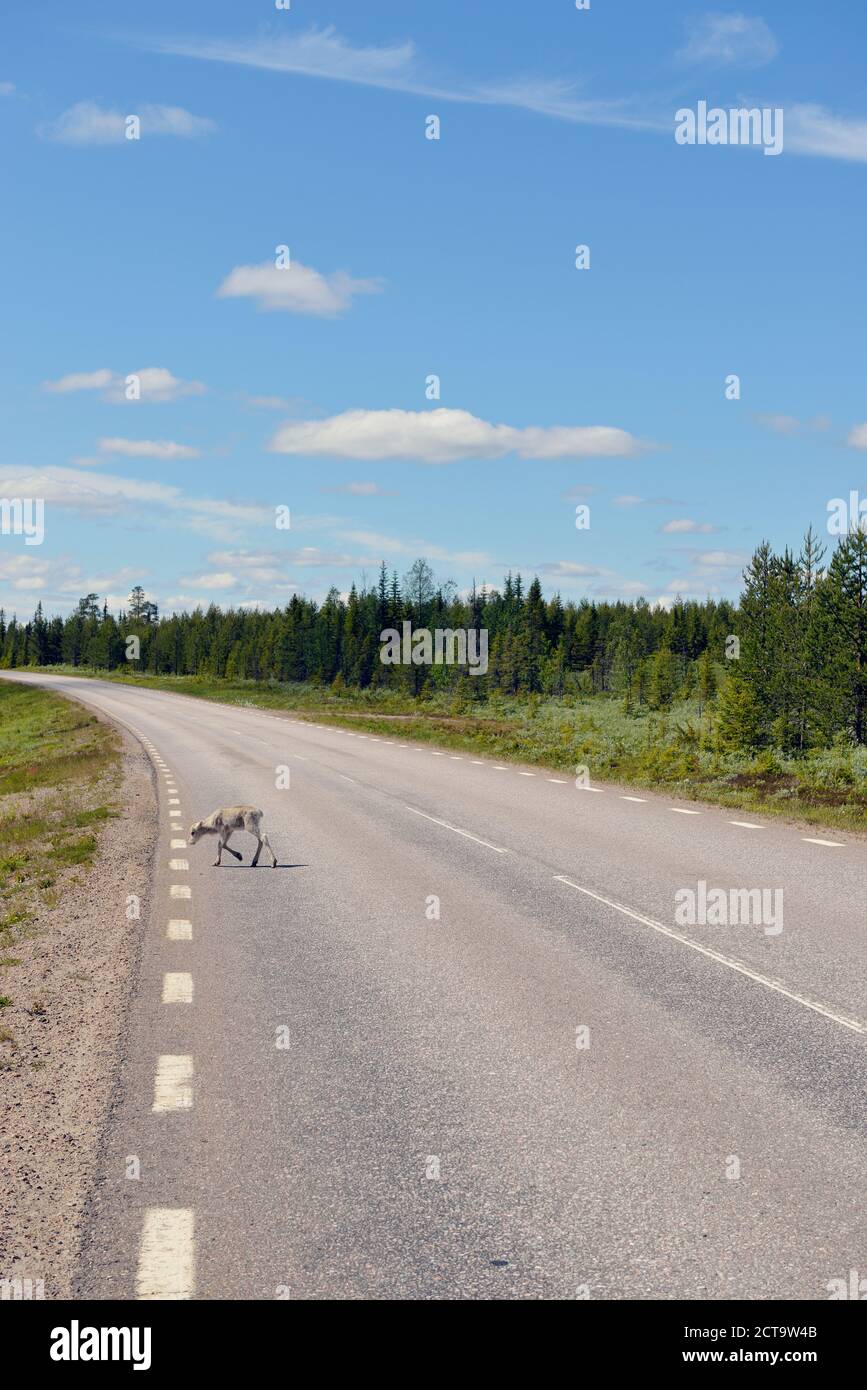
[{"x1": 189, "y1": 806, "x2": 277, "y2": 868}]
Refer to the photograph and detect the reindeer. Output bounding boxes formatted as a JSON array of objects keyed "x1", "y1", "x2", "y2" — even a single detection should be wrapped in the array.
[{"x1": 189, "y1": 806, "x2": 277, "y2": 867}]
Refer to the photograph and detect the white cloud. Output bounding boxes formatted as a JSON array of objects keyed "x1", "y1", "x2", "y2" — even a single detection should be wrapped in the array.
[
  {"x1": 270, "y1": 407, "x2": 648, "y2": 464},
  {"x1": 42, "y1": 366, "x2": 206, "y2": 403},
  {"x1": 846, "y1": 423, "x2": 867, "y2": 450},
  {"x1": 786, "y1": 104, "x2": 867, "y2": 163},
  {"x1": 0, "y1": 465, "x2": 268, "y2": 540},
  {"x1": 677, "y1": 13, "x2": 778, "y2": 68},
  {"x1": 217, "y1": 260, "x2": 383, "y2": 317},
  {"x1": 98, "y1": 437, "x2": 201, "y2": 460},
  {"x1": 0, "y1": 82, "x2": 16, "y2": 96},
  {"x1": 659, "y1": 518, "x2": 717, "y2": 534},
  {"x1": 39, "y1": 101, "x2": 216, "y2": 145}
]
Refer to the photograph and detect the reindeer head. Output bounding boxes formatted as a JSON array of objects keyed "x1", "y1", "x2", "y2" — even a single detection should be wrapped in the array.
[{"x1": 189, "y1": 820, "x2": 204, "y2": 843}]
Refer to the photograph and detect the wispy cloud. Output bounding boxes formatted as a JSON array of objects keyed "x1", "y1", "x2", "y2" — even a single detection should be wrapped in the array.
[
  {"x1": 269, "y1": 407, "x2": 650, "y2": 464},
  {"x1": 753, "y1": 412, "x2": 831, "y2": 436},
  {"x1": 217, "y1": 260, "x2": 383, "y2": 317},
  {"x1": 141, "y1": 24, "x2": 867, "y2": 164},
  {"x1": 0, "y1": 465, "x2": 267, "y2": 540},
  {"x1": 38, "y1": 100, "x2": 216, "y2": 145},
  {"x1": 145, "y1": 25, "x2": 658, "y2": 132},
  {"x1": 42, "y1": 366, "x2": 206, "y2": 403},
  {"x1": 319, "y1": 481, "x2": 399, "y2": 497},
  {"x1": 676, "y1": 13, "x2": 778, "y2": 68},
  {"x1": 0, "y1": 81, "x2": 15, "y2": 97},
  {"x1": 846, "y1": 423, "x2": 867, "y2": 451},
  {"x1": 98, "y1": 437, "x2": 201, "y2": 460},
  {"x1": 659, "y1": 518, "x2": 717, "y2": 534}
]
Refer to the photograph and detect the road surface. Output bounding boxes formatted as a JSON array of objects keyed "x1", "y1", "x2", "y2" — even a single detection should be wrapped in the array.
[{"x1": 4, "y1": 672, "x2": 865, "y2": 1300}]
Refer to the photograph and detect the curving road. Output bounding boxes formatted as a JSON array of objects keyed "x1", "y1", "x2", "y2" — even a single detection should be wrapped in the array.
[{"x1": 5, "y1": 671, "x2": 865, "y2": 1300}]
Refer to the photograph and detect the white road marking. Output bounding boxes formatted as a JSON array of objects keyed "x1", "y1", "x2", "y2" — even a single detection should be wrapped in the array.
[
  {"x1": 547, "y1": 778, "x2": 569, "y2": 784},
  {"x1": 553, "y1": 876, "x2": 866, "y2": 1035},
  {"x1": 802, "y1": 837, "x2": 845, "y2": 847},
  {"x1": 729, "y1": 821, "x2": 764, "y2": 830},
  {"x1": 405, "y1": 805, "x2": 507, "y2": 854},
  {"x1": 494, "y1": 766, "x2": 508, "y2": 771},
  {"x1": 170, "y1": 884, "x2": 191, "y2": 899},
  {"x1": 670, "y1": 807, "x2": 700, "y2": 815},
  {"x1": 431, "y1": 752, "x2": 444, "y2": 756},
  {"x1": 339, "y1": 774, "x2": 357, "y2": 785},
  {"x1": 136, "y1": 1208, "x2": 195, "y2": 1300},
  {"x1": 162, "y1": 971, "x2": 193, "y2": 1004},
  {"x1": 471, "y1": 761, "x2": 485, "y2": 766},
  {"x1": 167, "y1": 919, "x2": 192, "y2": 941},
  {"x1": 621, "y1": 796, "x2": 647, "y2": 803},
  {"x1": 575, "y1": 785, "x2": 603, "y2": 793},
  {"x1": 169, "y1": 859, "x2": 189, "y2": 871},
  {"x1": 170, "y1": 811, "x2": 181, "y2": 819},
  {"x1": 169, "y1": 798, "x2": 180, "y2": 805},
  {"x1": 518, "y1": 771, "x2": 535, "y2": 777},
  {"x1": 450, "y1": 756, "x2": 464, "y2": 761},
  {"x1": 171, "y1": 838, "x2": 187, "y2": 849},
  {"x1": 152, "y1": 1055, "x2": 193, "y2": 1110}
]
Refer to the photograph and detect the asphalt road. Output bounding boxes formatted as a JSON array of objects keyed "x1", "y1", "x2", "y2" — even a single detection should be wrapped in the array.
[{"x1": 5, "y1": 672, "x2": 865, "y2": 1300}]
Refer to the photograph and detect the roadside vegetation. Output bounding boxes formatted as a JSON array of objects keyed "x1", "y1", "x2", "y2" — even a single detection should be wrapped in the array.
[
  {"x1": 15, "y1": 666, "x2": 867, "y2": 834},
  {"x1": 3, "y1": 522, "x2": 867, "y2": 833},
  {"x1": 0, "y1": 681, "x2": 120, "y2": 1062}
]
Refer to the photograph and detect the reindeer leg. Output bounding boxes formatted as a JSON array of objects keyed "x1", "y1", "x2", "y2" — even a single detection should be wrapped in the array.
[
  {"x1": 251, "y1": 836, "x2": 261, "y2": 868},
  {"x1": 261, "y1": 833, "x2": 277, "y2": 868},
  {"x1": 224, "y1": 831, "x2": 243, "y2": 863}
]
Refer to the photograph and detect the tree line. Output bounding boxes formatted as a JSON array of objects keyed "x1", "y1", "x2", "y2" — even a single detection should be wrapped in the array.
[{"x1": 1, "y1": 528, "x2": 865, "y2": 752}]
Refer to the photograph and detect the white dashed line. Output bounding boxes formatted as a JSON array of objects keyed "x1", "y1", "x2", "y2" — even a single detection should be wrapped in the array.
[
  {"x1": 152, "y1": 1055, "x2": 193, "y2": 1110},
  {"x1": 162, "y1": 972, "x2": 193, "y2": 1004},
  {"x1": 518, "y1": 771, "x2": 535, "y2": 778},
  {"x1": 621, "y1": 796, "x2": 647, "y2": 803},
  {"x1": 169, "y1": 859, "x2": 189, "y2": 871},
  {"x1": 547, "y1": 778, "x2": 568, "y2": 784},
  {"x1": 171, "y1": 839, "x2": 187, "y2": 850},
  {"x1": 167, "y1": 919, "x2": 192, "y2": 941},
  {"x1": 553, "y1": 876, "x2": 866, "y2": 1036},
  {"x1": 405, "y1": 805, "x2": 508, "y2": 854},
  {"x1": 339, "y1": 774, "x2": 357, "y2": 785},
  {"x1": 670, "y1": 807, "x2": 700, "y2": 815},
  {"x1": 136, "y1": 1208, "x2": 195, "y2": 1300},
  {"x1": 170, "y1": 884, "x2": 191, "y2": 899},
  {"x1": 802, "y1": 837, "x2": 845, "y2": 847},
  {"x1": 729, "y1": 821, "x2": 764, "y2": 830}
]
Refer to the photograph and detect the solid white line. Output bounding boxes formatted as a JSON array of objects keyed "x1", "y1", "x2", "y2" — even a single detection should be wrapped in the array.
[
  {"x1": 136, "y1": 1208, "x2": 195, "y2": 1300},
  {"x1": 152, "y1": 1054, "x2": 193, "y2": 1110},
  {"x1": 169, "y1": 859, "x2": 189, "y2": 871},
  {"x1": 729, "y1": 821, "x2": 764, "y2": 830},
  {"x1": 405, "y1": 805, "x2": 507, "y2": 854},
  {"x1": 167, "y1": 919, "x2": 192, "y2": 941},
  {"x1": 670, "y1": 807, "x2": 700, "y2": 815},
  {"x1": 162, "y1": 971, "x2": 193, "y2": 1004},
  {"x1": 802, "y1": 837, "x2": 845, "y2": 847},
  {"x1": 170, "y1": 884, "x2": 191, "y2": 899},
  {"x1": 553, "y1": 876, "x2": 866, "y2": 1035}
]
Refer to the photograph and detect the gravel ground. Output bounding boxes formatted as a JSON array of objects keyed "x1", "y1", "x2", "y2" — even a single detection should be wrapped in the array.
[{"x1": 0, "y1": 720, "x2": 155, "y2": 1299}]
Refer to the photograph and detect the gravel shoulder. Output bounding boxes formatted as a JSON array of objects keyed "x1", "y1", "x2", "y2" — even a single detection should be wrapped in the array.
[{"x1": 0, "y1": 713, "x2": 155, "y2": 1299}]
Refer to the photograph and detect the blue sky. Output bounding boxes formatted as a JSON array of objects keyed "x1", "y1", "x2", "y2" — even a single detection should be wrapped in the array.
[{"x1": 2, "y1": 0, "x2": 866, "y2": 617}]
